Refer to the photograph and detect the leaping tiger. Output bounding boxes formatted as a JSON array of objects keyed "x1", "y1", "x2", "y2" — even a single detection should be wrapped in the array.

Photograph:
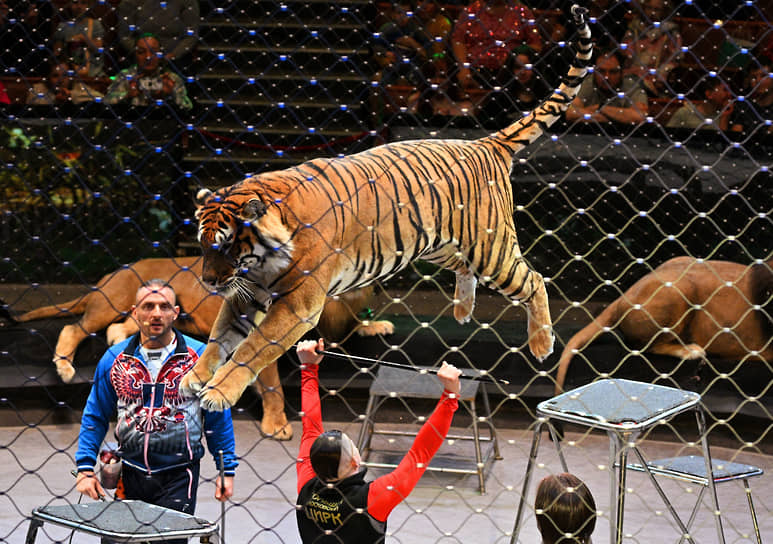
[{"x1": 182, "y1": 5, "x2": 594, "y2": 410}]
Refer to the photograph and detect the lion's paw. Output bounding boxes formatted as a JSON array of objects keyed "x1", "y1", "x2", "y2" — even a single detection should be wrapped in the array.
[
  {"x1": 260, "y1": 415, "x2": 293, "y2": 441},
  {"x1": 357, "y1": 319, "x2": 395, "y2": 337},
  {"x1": 683, "y1": 344, "x2": 706, "y2": 360},
  {"x1": 55, "y1": 357, "x2": 75, "y2": 383}
]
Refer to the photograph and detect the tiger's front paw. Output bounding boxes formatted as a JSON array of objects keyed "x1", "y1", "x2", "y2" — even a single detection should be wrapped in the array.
[
  {"x1": 197, "y1": 362, "x2": 254, "y2": 411},
  {"x1": 181, "y1": 359, "x2": 217, "y2": 396}
]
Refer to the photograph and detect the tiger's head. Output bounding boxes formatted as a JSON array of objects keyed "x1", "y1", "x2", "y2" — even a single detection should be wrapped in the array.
[{"x1": 195, "y1": 185, "x2": 294, "y2": 298}]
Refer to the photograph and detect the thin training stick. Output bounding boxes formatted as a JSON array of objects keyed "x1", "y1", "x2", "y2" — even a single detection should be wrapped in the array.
[
  {"x1": 314, "y1": 349, "x2": 510, "y2": 386},
  {"x1": 219, "y1": 450, "x2": 225, "y2": 544}
]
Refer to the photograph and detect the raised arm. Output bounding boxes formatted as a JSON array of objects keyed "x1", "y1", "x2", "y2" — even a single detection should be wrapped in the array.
[
  {"x1": 366, "y1": 362, "x2": 461, "y2": 521},
  {"x1": 296, "y1": 338, "x2": 326, "y2": 492}
]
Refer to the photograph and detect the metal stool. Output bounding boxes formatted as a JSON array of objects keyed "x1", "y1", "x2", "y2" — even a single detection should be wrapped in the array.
[
  {"x1": 627, "y1": 455, "x2": 764, "y2": 544},
  {"x1": 510, "y1": 379, "x2": 725, "y2": 544},
  {"x1": 26, "y1": 500, "x2": 219, "y2": 543},
  {"x1": 356, "y1": 365, "x2": 501, "y2": 494}
]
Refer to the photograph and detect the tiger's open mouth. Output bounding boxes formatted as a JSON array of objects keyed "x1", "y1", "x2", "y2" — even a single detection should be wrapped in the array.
[{"x1": 207, "y1": 275, "x2": 256, "y2": 303}]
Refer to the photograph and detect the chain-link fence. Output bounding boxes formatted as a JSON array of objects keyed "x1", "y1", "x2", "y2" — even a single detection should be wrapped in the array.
[{"x1": 1, "y1": 0, "x2": 772, "y2": 542}]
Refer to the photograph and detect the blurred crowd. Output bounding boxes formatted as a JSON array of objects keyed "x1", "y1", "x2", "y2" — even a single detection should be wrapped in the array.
[
  {"x1": 371, "y1": 0, "x2": 773, "y2": 133},
  {"x1": 1, "y1": 0, "x2": 772, "y2": 133},
  {"x1": 0, "y1": 0, "x2": 197, "y2": 109}
]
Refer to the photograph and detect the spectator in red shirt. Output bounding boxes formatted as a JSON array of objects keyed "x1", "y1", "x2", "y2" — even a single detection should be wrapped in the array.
[
  {"x1": 451, "y1": 0, "x2": 543, "y2": 93},
  {"x1": 295, "y1": 338, "x2": 462, "y2": 543},
  {"x1": 0, "y1": 79, "x2": 10, "y2": 104}
]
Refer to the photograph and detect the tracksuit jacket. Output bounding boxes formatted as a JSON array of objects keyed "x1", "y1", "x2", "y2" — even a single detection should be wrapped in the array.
[{"x1": 76, "y1": 330, "x2": 238, "y2": 475}]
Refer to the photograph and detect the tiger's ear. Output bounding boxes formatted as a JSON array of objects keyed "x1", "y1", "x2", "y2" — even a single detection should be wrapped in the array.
[
  {"x1": 241, "y1": 198, "x2": 268, "y2": 221},
  {"x1": 195, "y1": 188, "x2": 213, "y2": 209}
]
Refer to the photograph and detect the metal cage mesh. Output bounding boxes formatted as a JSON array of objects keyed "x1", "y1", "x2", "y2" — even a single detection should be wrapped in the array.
[{"x1": 0, "y1": 0, "x2": 771, "y2": 542}]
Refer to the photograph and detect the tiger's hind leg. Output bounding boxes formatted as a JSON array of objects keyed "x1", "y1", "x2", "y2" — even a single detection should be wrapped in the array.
[
  {"x1": 520, "y1": 270, "x2": 555, "y2": 361},
  {"x1": 453, "y1": 270, "x2": 477, "y2": 324},
  {"x1": 482, "y1": 250, "x2": 554, "y2": 361}
]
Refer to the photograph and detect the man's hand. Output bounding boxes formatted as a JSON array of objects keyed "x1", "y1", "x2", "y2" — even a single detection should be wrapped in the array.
[
  {"x1": 437, "y1": 361, "x2": 462, "y2": 396},
  {"x1": 160, "y1": 73, "x2": 175, "y2": 96},
  {"x1": 296, "y1": 338, "x2": 324, "y2": 367},
  {"x1": 128, "y1": 79, "x2": 140, "y2": 98},
  {"x1": 214, "y1": 475, "x2": 234, "y2": 502},
  {"x1": 76, "y1": 471, "x2": 106, "y2": 501}
]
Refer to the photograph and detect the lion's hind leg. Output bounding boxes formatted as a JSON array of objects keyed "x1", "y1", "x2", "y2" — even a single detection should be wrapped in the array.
[
  {"x1": 648, "y1": 341, "x2": 706, "y2": 360},
  {"x1": 253, "y1": 361, "x2": 293, "y2": 440},
  {"x1": 55, "y1": 298, "x2": 129, "y2": 382},
  {"x1": 106, "y1": 317, "x2": 139, "y2": 345}
]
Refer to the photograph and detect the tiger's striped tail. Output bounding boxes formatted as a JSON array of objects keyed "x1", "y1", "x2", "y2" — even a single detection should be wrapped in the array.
[{"x1": 490, "y1": 4, "x2": 593, "y2": 151}]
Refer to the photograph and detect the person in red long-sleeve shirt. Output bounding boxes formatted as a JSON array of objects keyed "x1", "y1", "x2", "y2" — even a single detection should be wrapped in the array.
[{"x1": 295, "y1": 338, "x2": 461, "y2": 543}]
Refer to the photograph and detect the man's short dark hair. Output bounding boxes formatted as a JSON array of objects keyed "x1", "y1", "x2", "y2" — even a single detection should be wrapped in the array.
[{"x1": 309, "y1": 430, "x2": 344, "y2": 482}]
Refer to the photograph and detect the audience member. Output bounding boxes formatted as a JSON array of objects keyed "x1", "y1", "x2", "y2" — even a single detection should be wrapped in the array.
[
  {"x1": 26, "y1": 61, "x2": 102, "y2": 105},
  {"x1": 535, "y1": 473, "x2": 597, "y2": 544},
  {"x1": 477, "y1": 45, "x2": 552, "y2": 125},
  {"x1": 730, "y1": 62, "x2": 773, "y2": 134},
  {"x1": 566, "y1": 50, "x2": 648, "y2": 125},
  {"x1": 621, "y1": 0, "x2": 682, "y2": 98},
  {"x1": 105, "y1": 34, "x2": 192, "y2": 109},
  {"x1": 0, "y1": 0, "x2": 57, "y2": 76},
  {"x1": 666, "y1": 77, "x2": 734, "y2": 131},
  {"x1": 415, "y1": 0, "x2": 453, "y2": 78},
  {"x1": 451, "y1": 0, "x2": 543, "y2": 93},
  {"x1": 373, "y1": 1, "x2": 431, "y2": 87},
  {"x1": 408, "y1": 61, "x2": 472, "y2": 117},
  {"x1": 589, "y1": 0, "x2": 631, "y2": 50},
  {"x1": 53, "y1": 0, "x2": 105, "y2": 77},
  {"x1": 117, "y1": 0, "x2": 199, "y2": 70},
  {"x1": 295, "y1": 338, "x2": 462, "y2": 543}
]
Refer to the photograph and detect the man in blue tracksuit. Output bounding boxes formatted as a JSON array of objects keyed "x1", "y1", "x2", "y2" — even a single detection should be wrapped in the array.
[{"x1": 75, "y1": 279, "x2": 237, "y2": 542}]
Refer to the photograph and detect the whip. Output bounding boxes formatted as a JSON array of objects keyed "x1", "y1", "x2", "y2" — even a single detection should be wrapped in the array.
[
  {"x1": 219, "y1": 450, "x2": 226, "y2": 544},
  {"x1": 315, "y1": 349, "x2": 511, "y2": 386}
]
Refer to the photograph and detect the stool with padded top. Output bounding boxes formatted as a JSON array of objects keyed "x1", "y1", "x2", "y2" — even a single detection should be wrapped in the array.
[
  {"x1": 355, "y1": 364, "x2": 501, "y2": 494},
  {"x1": 626, "y1": 455, "x2": 764, "y2": 544},
  {"x1": 509, "y1": 378, "x2": 726, "y2": 544},
  {"x1": 25, "y1": 500, "x2": 219, "y2": 543}
]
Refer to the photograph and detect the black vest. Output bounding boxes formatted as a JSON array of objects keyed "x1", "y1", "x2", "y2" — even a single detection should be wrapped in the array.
[{"x1": 296, "y1": 469, "x2": 386, "y2": 543}]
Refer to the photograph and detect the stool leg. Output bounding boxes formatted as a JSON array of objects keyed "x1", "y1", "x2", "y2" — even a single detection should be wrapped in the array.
[
  {"x1": 509, "y1": 418, "x2": 546, "y2": 544},
  {"x1": 676, "y1": 485, "x2": 706, "y2": 544},
  {"x1": 357, "y1": 394, "x2": 378, "y2": 457},
  {"x1": 480, "y1": 384, "x2": 502, "y2": 460},
  {"x1": 743, "y1": 479, "x2": 762, "y2": 544},
  {"x1": 612, "y1": 432, "x2": 630, "y2": 544},
  {"x1": 630, "y1": 447, "x2": 694, "y2": 542},
  {"x1": 608, "y1": 432, "x2": 621, "y2": 544},
  {"x1": 695, "y1": 408, "x2": 726, "y2": 544},
  {"x1": 546, "y1": 424, "x2": 570, "y2": 473},
  {"x1": 24, "y1": 519, "x2": 43, "y2": 544},
  {"x1": 469, "y1": 399, "x2": 486, "y2": 494}
]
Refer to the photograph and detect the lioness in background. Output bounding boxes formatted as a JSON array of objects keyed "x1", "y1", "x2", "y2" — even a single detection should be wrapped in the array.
[
  {"x1": 554, "y1": 256, "x2": 773, "y2": 394},
  {"x1": 7, "y1": 257, "x2": 393, "y2": 439}
]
